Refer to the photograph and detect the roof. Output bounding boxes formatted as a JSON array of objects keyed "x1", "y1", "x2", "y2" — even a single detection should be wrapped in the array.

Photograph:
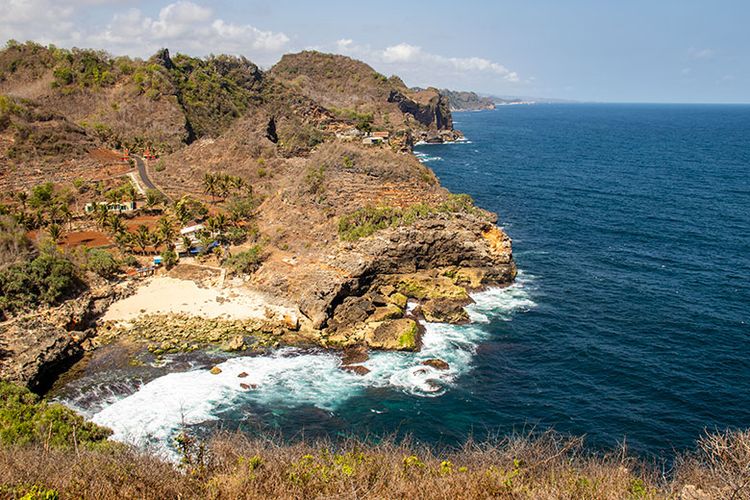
[
  {"x1": 180, "y1": 224, "x2": 204, "y2": 235},
  {"x1": 371, "y1": 131, "x2": 390, "y2": 138}
]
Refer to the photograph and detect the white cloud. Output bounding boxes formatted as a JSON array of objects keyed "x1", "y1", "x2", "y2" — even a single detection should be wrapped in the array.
[
  {"x1": 2, "y1": 0, "x2": 290, "y2": 65},
  {"x1": 336, "y1": 40, "x2": 521, "y2": 84},
  {"x1": 688, "y1": 47, "x2": 715, "y2": 60},
  {"x1": 89, "y1": 1, "x2": 290, "y2": 61}
]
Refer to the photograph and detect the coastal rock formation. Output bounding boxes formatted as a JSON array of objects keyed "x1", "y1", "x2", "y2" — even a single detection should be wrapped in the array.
[
  {"x1": 363, "y1": 319, "x2": 421, "y2": 351},
  {"x1": 0, "y1": 42, "x2": 516, "y2": 385},
  {"x1": 0, "y1": 284, "x2": 132, "y2": 392},
  {"x1": 296, "y1": 213, "x2": 516, "y2": 335},
  {"x1": 422, "y1": 358, "x2": 450, "y2": 370}
]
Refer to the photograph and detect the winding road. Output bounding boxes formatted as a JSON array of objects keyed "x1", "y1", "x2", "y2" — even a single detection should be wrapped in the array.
[
  {"x1": 132, "y1": 154, "x2": 156, "y2": 191},
  {"x1": 131, "y1": 154, "x2": 171, "y2": 203}
]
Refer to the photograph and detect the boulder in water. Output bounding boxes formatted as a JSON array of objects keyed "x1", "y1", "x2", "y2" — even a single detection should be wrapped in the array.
[{"x1": 422, "y1": 358, "x2": 450, "y2": 370}]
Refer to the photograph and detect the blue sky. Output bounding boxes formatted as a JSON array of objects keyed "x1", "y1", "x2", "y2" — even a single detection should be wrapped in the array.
[{"x1": 2, "y1": 0, "x2": 748, "y2": 102}]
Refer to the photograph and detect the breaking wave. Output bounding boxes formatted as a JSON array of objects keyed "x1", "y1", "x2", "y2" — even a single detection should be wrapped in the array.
[{"x1": 80, "y1": 273, "x2": 536, "y2": 453}]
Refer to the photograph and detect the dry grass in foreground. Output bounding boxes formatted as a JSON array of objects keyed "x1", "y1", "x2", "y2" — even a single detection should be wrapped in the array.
[{"x1": 1, "y1": 429, "x2": 749, "y2": 499}]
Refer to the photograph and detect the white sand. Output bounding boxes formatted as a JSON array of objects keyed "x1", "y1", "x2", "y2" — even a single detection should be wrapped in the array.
[{"x1": 103, "y1": 276, "x2": 299, "y2": 324}]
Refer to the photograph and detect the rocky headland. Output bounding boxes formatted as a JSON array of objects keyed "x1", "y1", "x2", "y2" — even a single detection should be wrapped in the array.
[{"x1": 0, "y1": 42, "x2": 515, "y2": 392}]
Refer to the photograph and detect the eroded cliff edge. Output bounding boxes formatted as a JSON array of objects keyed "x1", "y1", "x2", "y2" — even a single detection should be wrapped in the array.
[{"x1": 0, "y1": 43, "x2": 515, "y2": 390}]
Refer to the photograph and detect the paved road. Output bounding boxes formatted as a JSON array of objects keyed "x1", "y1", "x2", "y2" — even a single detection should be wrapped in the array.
[{"x1": 132, "y1": 154, "x2": 156, "y2": 190}]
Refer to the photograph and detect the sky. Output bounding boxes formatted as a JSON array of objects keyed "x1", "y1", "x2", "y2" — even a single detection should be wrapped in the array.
[{"x1": 1, "y1": 0, "x2": 748, "y2": 103}]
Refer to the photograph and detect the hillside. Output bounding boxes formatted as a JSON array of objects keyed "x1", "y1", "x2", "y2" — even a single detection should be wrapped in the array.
[
  {"x1": 0, "y1": 41, "x2": 513, "y2": 392},
  {"x1": 440, "y1": 89, "x2": 496, "y2": 111}
]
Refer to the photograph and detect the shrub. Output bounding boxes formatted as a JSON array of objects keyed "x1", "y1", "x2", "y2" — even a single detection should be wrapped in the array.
[
  {"x1": 0, "y1": 382, "x2": 111, "y2": 448},
  {"x1": 85, "y1": 249, "x2": 120, "y2": 279},
  {"x1": 337, "y1": 195, "x2": 483, "y2": 241},
  {"x1": 304, "y1": 165, "x2": 326, "y2": 195},
  {"x1": 161, "y1": 247, "x2": 178, "y2": 269},
  {"x1": 224, "y1": 245, "x2": 264, "y2": 274},
  {"x1": 337, "y1": 206, "x2": 400, "y2": 241},
  {"x1": 0, "y1": 245, "x2": 82, "y2": 319}
]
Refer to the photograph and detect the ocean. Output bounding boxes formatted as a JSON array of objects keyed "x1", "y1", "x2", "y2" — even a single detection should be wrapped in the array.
[{"x1": 57, "y1": 104, "x2": 750, "y2": 458}]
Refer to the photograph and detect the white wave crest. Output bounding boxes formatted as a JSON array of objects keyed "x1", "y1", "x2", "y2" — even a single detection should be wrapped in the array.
[{"x1": 86, "y1": 274, "x2": 537, "y2": 451}]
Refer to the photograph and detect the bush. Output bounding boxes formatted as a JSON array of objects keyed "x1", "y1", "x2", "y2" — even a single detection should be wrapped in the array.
[
  {"x1": 85, "y1": 249, "x2": 120, "y2": 279},
  {"x1": 224, "y1": 245, "x2": 264, "y2": 275},
  {"x1": 0, "y1": 382, "x2": 111, "y2": 448},
  {"x1": 304, "y1": 166, "x2": 326, "y2": 195},
  {"x1": 161, "y1": 247, "x2": 178, "y2": 269},
  {"x1": 0, "y1": 246, "x2": 82, "y2": 319},
  {"x1": 338, "y1": 206, "x2": 400, "y2": 241},
  {"x1": 337, "y1": 195, "x2": 483, "y2": 241}
]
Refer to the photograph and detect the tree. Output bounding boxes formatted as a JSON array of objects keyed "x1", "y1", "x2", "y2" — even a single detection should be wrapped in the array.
[
  {"x1": 161, "y1": 247, "x2": 178, "y2": 269},
  {"x1": 91, "y1": 204, "x2": 109, "y2": 229},
  {"x1": 145, "y1": 189, "x2": 164, "y2": 208},
  {"x1": 125, "y1": 182, "x2": 138, "y2": 206},
  {"x1": 156, "y1": 216, "x2": 175, "y2": 249},
  {"x1": 47, "y1": 223, "x2": 63, "y2": 243},
  {"x1": 28, "y1": 182, "x2": 54, "y2": 210},
  {"x1": 226, "y1": 195, "x2": 255, "y2": 224},
  {"x1": 85, "y1": 248, "x2": 120, "y2": 279},
  {"x1": 206, "y1": 213, "x2": 228, "y2": 242},
  {"x1": 202, "y1": 172, "x2": 217, "y2": 204},
  {"x1": 181, "y1": 235, "x2": 193, "y2": 255},
  {"x1": 105, "y1": 213, "x2": 127, "y2": 236},
  {"x1": 132, "y1": 224, "x2": 152, "y2": 254}
]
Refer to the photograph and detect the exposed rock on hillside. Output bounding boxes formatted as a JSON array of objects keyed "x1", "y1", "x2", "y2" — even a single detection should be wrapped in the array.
[
  {"x1": 440, "y1": 89, "x2": 496, "y2": 112},
  {"x1": 0, "y1": 42, "x2": 516, "y2": 375}
]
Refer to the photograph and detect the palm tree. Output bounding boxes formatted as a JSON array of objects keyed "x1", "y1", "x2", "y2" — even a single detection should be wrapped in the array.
[
  {"x1": 203, "y1": 172, "x2": 217, "y2": 204},
  {"x1": 106, "y1": 213, "x2": 127, "y2": 236},
  {"x1": 114, "y1": 231, "x2": 133, "y2": 253},
  {"x1": 217, "y1": 175, "x2": 231, "y2": 200},
  {"x1": 92, "y1": 204, "x2": 110, "y2": 229},
  {"x1": 47, "y1": 223, "x2": 63, "y2": 243},
  {"x1": 207, "y1": 213, "x2": 228, "y2": 243},
  {"x1": 15, "y1": 191, "x2": 28, "y2": 212},
  {"x1": 181, "y1": 235, "x2": 193, "y2": 255},
  {"x1": 125, "y1": 183, "x2": 138, "y2": 207},
  {"x1": 174, "y1": 198, "x2": 190, "y2": 225},
  {"x1": 59, "y1": 204, "x2": 73, "y2": 231},
  {"x1": 156, "y1": 216, "x2": 175, "y2": 249},
  {"x1": 132, "y1": 224, "x2": 152, "y2": 255}
]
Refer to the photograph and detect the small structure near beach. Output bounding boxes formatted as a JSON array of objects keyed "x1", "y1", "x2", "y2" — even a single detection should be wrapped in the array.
[{"x1": 84, "y1": 201, "x2": 135, "y2": 214}]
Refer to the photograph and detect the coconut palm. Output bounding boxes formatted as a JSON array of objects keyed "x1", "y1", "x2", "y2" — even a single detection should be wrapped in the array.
[
  {"x1": 203, "y1": 172, "x2": 217, "y2": 204},
  {"x1": 181, "y1": 235, "x2": 193, "y2": 255},
  {"x1": 206, "y1": 213, "x2": 228, "y2": 241},
  {"x1": 15, "y1": 191, "x2": 28, "y2": 212},
  {"x1": 47, "y1": 223, "x2": 63, "y2": 243},
  {"x1": 125, "y1": 182, "x2": 138, "y2": 206},
  {"x1": 114, "y1": 230, "x2": 133, "y2": 253},
  {"x1": 132, "y1": 224, "x2": 152, "y2": 254},
  {"x1": 92, "y1": 204, "x2": 110, "y2": 229},
  {"x1": 106, "y1": 213, "x2": 127, "y2": 236},
  {"x1": 156, "y1": 216, "x2": 175, "y2": 248}
]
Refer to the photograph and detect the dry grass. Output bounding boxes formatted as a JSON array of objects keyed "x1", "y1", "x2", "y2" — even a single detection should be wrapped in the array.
[{"x1": 1, "y1": 429, "x2": 749, "y2": 499}]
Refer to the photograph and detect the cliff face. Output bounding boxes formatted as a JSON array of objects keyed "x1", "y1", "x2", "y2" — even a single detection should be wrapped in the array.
[
  {"x1": 387, "y1": 89, "x2": 453, "y2": 130},
  {"x1": 440, "y1": 89, "x2": 496, "y2": 112},
  {"x1": 0, "y1": 43, "x2": 515, "y2": 383}
]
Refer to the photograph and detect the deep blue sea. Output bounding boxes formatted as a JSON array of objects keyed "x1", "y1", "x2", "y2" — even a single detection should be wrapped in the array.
[{"x1": 58, "y1": 104, "x2": 750, "y2": 458}]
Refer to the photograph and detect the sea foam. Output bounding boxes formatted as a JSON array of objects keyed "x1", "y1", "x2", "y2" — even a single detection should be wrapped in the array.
[{"x1": 86, "y1": 274, "x2": 536, "y2": 453}]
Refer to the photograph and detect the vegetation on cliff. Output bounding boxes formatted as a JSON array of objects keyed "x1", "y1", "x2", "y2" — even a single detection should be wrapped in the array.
[{"x1": 0, "y1": 386, "x2": 747, "y2": 500}]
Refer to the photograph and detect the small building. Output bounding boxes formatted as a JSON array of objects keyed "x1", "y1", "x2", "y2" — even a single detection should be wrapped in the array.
[
  {"x1": 84, "y1": 201, "x2": 135, "y2": 214},
  {"x1": 362, "y1": 136, "x2": 385, "y2": 145},
  {"x1": 371, "y1": 131, "x2": 390, "y2": 140},
  {"x1": 179, "y1": 223, "x2": 205, "y2": 236}
]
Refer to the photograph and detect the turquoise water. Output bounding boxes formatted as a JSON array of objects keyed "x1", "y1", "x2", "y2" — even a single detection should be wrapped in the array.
[{"x1": 60, "y1": 104, "x2": 750, "y2": 458}]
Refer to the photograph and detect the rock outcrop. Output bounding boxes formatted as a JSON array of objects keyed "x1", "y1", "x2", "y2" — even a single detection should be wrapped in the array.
[{"x1": 0, "y1": 283, "x2": 132, "y2": 392}]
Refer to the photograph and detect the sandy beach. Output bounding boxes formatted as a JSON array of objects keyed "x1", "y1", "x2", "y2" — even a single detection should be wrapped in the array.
[{"x1": 102, "y1": 275, "x2": 301, "y2": 325}]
